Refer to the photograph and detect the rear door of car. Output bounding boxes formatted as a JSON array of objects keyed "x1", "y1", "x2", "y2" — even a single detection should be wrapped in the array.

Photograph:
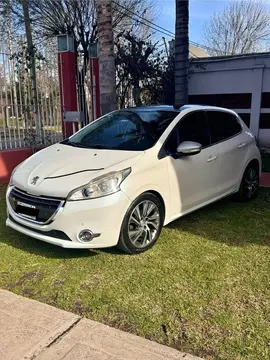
[{"x1": 206, "y1": 110, "x2": 246, "y2": 196}]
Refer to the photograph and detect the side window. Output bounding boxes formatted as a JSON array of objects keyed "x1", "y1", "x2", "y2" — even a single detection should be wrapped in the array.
[
  {"x1": 165, "y1": 111, "x2": 210, "y2": 153},
  {"x1": 177, "y1": 111, "x2": 210, "y2": 147},
  {"x1": 207, "y1": 111, "x2": 242, "y2": 143}
]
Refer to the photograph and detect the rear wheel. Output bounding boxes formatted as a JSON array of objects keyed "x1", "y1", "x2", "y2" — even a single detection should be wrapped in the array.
[
  {"x1": 235, "y1": 163, "x2": 259, "y2": 202},
  {"x1": 117, "y1": 193, "x2": 164, "y2": 254}
]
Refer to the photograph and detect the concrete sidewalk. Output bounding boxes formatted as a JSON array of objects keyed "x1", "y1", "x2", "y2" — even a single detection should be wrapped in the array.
[{"x1": 0, "y1": 290, "x2": 202, "y2": 360}]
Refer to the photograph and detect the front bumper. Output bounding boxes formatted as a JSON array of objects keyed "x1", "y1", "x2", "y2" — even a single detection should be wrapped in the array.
[{"x1": 6, "y1": 190, "x2": 131, "y2": 249}]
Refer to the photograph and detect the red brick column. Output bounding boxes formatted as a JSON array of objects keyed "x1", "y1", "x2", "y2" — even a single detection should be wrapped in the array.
[{"x1": 58, "y1": 51, "x2": 78, "y2": 138}]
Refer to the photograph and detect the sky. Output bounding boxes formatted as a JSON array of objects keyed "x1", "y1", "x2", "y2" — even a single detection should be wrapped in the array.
[{"x1": 155, "y1": 0, "x2": 270, "y2": 46}]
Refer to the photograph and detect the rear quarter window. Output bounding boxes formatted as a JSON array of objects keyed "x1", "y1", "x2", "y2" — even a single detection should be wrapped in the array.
[{"x1": 207, "y1": 111, "x2": 242, "y2": 144}]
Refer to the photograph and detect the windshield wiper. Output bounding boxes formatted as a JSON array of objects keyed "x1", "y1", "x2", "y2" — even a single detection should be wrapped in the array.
[
  {"x1": 63, "y1": 141, "x2": 110, "y2": 149},
  {"x1": 63, "y1": 140, "x2": 89, "y2": 148},
  {"x1": 87, "y1": 144, "x2": 106, "y2": 149}
]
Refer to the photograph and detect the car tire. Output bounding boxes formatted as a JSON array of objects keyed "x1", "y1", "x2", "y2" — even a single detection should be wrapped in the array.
[
  {"x1": 234, "y1": 163, "x2": 259, "y2": 202},
  {"x1": 117, "y1": 193, "x2": 164, "y2": 254}
]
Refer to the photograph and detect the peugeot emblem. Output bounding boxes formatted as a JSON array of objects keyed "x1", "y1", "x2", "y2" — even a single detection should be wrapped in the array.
[{"x1": 31, "y1": 176, "x2": 39, "y2": 185}]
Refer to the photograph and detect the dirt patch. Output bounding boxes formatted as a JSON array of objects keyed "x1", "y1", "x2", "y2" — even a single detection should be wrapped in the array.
[
  {"x1": 72, "y1": 300, "x2": 92, "y2": 316},
  {"x1": 22, "y1": 288, "x2": 35, "y2": 297},
  {"x1": 5, "y1": 270, "x2": 44, "y2": 289}
]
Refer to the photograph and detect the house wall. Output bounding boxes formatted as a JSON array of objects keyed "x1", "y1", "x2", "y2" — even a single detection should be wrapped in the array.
[{"x1": 189, "y1": 54, "x2": 270, "y2": 147}]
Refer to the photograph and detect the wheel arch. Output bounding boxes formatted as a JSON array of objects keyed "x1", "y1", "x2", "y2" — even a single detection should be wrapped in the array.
[
  {"x1": 247, "y1": 158, "x2": 260, "y2": 172},
  {"x1": 143, "y1": 190, "x2": 166, "y2": 221},
  {"x1": 237, "y1": 157, "x2": 261, "y2": 189}
]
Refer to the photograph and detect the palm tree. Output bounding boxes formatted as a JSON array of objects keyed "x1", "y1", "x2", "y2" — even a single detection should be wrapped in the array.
[
  {"x1": 174, "y1": 0, "x2": 189, "y2": 108},
  {"x1": 97, "y1": 0, "x2": 117, "y2": 115},
  {"x1": 21, "y1": 0, "x2": 42, "y2": 135}
]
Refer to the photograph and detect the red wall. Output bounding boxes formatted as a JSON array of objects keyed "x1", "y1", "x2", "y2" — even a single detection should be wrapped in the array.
[
  {"x1": 58, "y1": 51, "x2": 78, "y2": 138},
  {"x1": 0, "y1": 148, "x2": 32, "y2": 184}
]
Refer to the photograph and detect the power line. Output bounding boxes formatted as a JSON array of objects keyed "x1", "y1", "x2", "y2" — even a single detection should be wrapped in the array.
[
  {"x1": 112, "y1": 1, "x2": 223, "y2": 54},
  {"x1": 113, "y1": 1, "x2": 175, "y2": 37},
  {"x1": 114, "y1": 7, "x2": 176, "y2": 38}
]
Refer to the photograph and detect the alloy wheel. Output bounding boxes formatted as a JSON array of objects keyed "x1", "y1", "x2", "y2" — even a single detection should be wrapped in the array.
[{"x1": 128, "y1": 200, "x2": 160, "y2": 248}]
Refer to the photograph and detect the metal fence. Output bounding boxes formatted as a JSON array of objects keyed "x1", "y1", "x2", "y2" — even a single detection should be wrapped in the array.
[
  {"x1": 76, "y1": 52, "x2": 98, "y2": 126},
  {"x1": 0, "y1": 36, "x2": 62, "y2": 150}
]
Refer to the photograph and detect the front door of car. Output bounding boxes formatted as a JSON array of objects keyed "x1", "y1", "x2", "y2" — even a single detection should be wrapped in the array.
[
  {"x1": 164, "y1": 110, "x2": 220, "y2": 217},
  {"x1": 206, "y1": 110, "x2": 246, "y2": 195}
]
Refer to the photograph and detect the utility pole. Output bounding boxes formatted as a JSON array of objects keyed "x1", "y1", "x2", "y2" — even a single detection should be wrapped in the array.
[{"x1": 97, "y1": 0, "x2": 117, "y2": 115}]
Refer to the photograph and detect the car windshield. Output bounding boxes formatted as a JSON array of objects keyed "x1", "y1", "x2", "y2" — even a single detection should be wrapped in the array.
[{"x1": 61, "y1": 109, "x2": 179, "y2": 151}]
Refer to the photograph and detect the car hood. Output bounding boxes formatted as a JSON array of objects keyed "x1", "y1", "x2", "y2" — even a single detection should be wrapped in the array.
[{"x1": 12, "y1": 144, "x2": 144, "y2": 197}]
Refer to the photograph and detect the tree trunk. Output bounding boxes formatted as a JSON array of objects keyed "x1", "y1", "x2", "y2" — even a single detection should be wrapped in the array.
[
  {"x1": 97, "y1": 0, "x2": 117, "y2": 115},
  {"x1": 174, "y1": 0, "x2": 189, "y2": 108},
  {"x1": 21, "y1": 0, "x2": 42, "y2": 136}
]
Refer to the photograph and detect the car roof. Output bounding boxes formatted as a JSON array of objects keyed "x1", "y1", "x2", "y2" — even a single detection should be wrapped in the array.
[
  {"x1": 125, "y1": 105, "x2": 180, "y2": 112},
  {"x1": 125, "y1": 105, "x2": 235, "y2": 113}
]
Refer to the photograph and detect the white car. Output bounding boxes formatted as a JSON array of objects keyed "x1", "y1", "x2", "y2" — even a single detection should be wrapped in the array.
[{"x1": 6, "y1": 105, "x2": 261, "y2": 254}]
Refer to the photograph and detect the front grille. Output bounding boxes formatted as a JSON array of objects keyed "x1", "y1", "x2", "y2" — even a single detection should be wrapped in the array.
[
  {"x1": 8, "y1": 187, "x2": 64, "y2": 224},
  {"x1": 9, "y1": 215, "x2": 71, "y2": 241}
]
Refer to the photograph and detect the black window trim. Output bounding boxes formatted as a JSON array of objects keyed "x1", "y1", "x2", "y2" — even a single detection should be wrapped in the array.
[{"x1": 158, "y1": 109, "x2": 243, "y2": 159}]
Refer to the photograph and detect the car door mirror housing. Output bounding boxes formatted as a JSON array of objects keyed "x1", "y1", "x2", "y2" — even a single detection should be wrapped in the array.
[{"x1": 176, "y1": 141, "x2": 202, "y2": 156}]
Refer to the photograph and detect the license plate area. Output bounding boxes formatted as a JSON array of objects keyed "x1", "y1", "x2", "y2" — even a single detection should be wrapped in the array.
[{"x1": 16, "y1": 204, "x2": 39, "y2": 220}]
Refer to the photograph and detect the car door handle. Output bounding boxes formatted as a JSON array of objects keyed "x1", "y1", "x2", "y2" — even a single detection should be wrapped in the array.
[
  {"x1": 238, "y1": 143, "x2": 246, "y2": 148},
  {"x1": 207, "y1": 155, "x2": 217, "y2": 162}
]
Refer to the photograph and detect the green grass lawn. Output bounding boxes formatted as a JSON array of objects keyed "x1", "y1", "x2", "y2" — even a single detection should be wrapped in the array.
[{"x1": 0, "y1": 186, "x2": 270, "y2": 360}]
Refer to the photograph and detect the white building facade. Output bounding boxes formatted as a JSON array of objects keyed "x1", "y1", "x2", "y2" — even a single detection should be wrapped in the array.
[{"x1": 189, "y1": 53, "x2": 270, "y2": 148}]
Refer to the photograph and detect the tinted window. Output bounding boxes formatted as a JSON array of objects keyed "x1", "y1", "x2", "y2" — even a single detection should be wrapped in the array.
[
  {"x1": 62, "y1": 110, "x2": 178, "y2": 151},
  {"x1": 207, "y1": 111, "x2": 242, "y2": 143},
  {"x1": 165, "y1": 111, "x2": 210, "y2": 152},
  {"x1": 178, "y1": 111, "x2": 210, "y2": 146}
]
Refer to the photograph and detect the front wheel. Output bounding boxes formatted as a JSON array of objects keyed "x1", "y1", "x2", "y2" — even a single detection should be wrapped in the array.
[
  {"x1": 117, "y1": 193, "x2": 164, "y2": 254},
  {"x1": 234, "y1": 163, "x2": 259, "y2": 202}
]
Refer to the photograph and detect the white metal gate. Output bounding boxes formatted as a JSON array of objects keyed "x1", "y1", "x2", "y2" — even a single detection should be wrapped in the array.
[{"x1": 0, "y1": 35, "x2": 62, "y2": 150}]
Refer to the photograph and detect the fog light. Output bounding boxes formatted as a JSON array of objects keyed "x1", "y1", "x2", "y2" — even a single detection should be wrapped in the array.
[{"x1": 78, "y1": 229, "x2": 93, "y2": 243}]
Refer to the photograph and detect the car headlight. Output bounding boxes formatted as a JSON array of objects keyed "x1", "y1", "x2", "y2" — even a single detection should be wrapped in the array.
[{"x1": 67, "y1": 168, "x2": 131, "y2": 201}]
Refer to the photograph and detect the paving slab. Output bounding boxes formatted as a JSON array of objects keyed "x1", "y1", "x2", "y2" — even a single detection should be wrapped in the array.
[
  {"x1": 36, "y1": 318, "x2": 201, "y2": 360},
  {"x1": 0, "y1": 290, "x2": 80, "y2": 360},
  {"x1": 0, "y1": 290, "x2": 202, "y2": 360}
]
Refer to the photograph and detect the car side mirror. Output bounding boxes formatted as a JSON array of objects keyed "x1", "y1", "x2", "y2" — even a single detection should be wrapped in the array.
[{"x1": 176, "y1": 141, "x2": 202, "y2": 156}]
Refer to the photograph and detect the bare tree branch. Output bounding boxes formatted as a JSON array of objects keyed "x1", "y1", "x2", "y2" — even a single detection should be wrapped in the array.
[{"x1": 204, "y1": 0, "x2": 270, "y2": 56}]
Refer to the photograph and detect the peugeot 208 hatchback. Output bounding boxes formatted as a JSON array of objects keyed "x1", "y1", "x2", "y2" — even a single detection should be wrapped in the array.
[{"x1": 6, "y1": 105, "x2": 261, "y2": 254}]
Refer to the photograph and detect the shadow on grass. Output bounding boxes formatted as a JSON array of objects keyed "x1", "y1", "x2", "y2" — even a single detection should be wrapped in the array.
[
  {"x1": 0, "y1": 231, "x2": 99, "y2": 259},
  {"x1": 166, "y1": 188, "x2": 270, "y2": 247},
  {"x1": 0, "y1": 226, "x2": 127, "y2": 258}
]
